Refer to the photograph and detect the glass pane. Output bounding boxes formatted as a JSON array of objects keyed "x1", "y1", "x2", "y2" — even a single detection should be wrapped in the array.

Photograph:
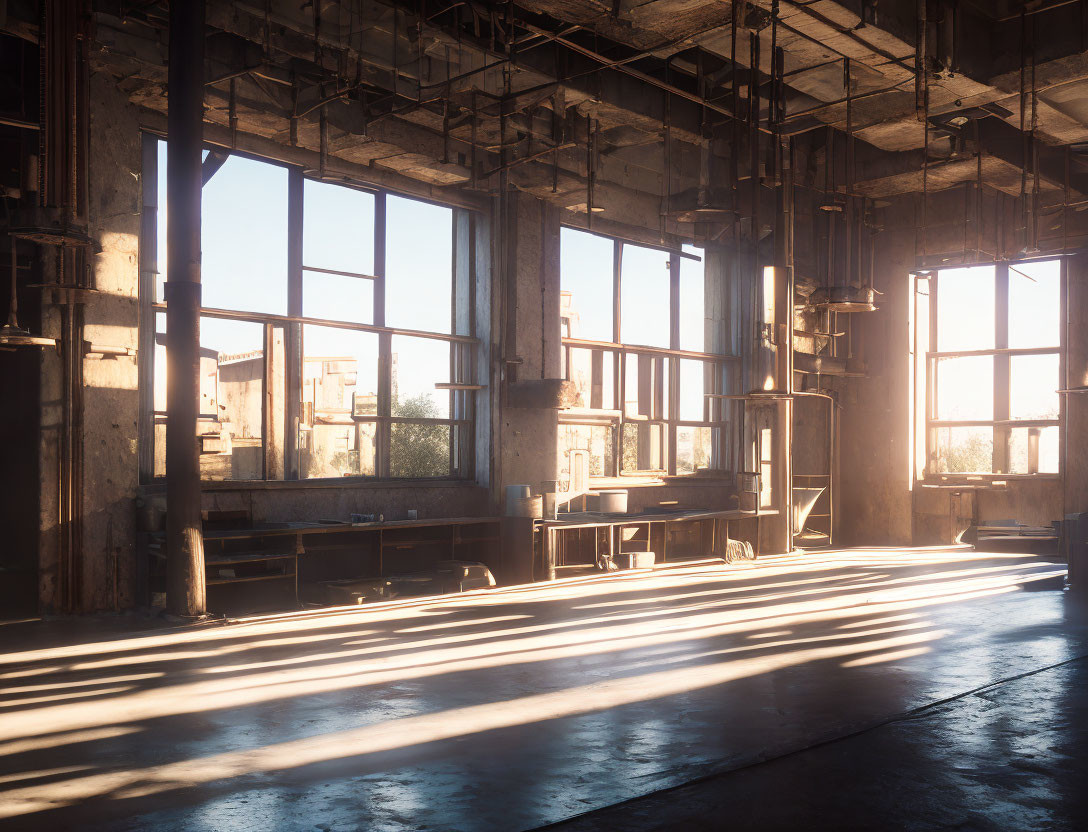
[
  {"x1": 1009, "y1": 260, "x2": 1060, "y2": 348},
  {"x1": 1008, "y1": 426, "x2": 1059, "y2": 475},
  {"x1": 1039, "y1": 425, "x2": 1059, "y2": 473},
  {"x1": 936, "y1": 356, "x2": 993, "y2": 420},
  {"x1": 558, "y1": 423, "x2": 614, "y2": 480},
  {"x1": 392, "y1": 336, "x2": 450, "y2": 419},
  {"x1": 303, "y1": 179, "x2": 375, "y2": 275},
  {"x1": 676, "y1": 426, "x2": 713, "y2": 474},
  {"x1": 300, "y1": 423, "x2": 377, "y2": 479},
  {"x1": 201, "y1": 154, "x2": 289, "y2": 314},
  {"x1": 679, "y1": 246, "x2": 704, "y2": 352},
  {"x1": 301, "y1": 326, "x2": 378, "y2": 478},
  {"x1": 153, "y1": 312, "x2": 167, "y2": 412},
  {"x1": 1010, "y1": 353, "x2": 1060, "y2": 420},
  {"x1": 303, "y1": 270, "x2": 374, "y2": 324},
  {"x1": 566, "y1": 347, "x2": 614, "y2": 410},
  {"x1": 622, "y1": 422, "x2": 663, "y2": 472},
  {"x1": 390, "y1": 422, "x2": 450, "y2": 478},
  {"x1": 678, "y1": 359, "x2": 705, "y2": 421},
  {"x1": 560, "y1": 227, "x2": 614, "y2": 342},
  {"x1": 936, "y1": 265, "x2": 994, "y2": 351},
  {"x1": 935, "y1": 426, "x2": 993, "y2": 473},
  {"x1": 386, "y1": 195, "x2": 452, "y2": 333},
  {"x1": 623, "y1": 354, "x2": 664, "y2": 419},
  {"x1": 153, "y1": 422, "x2": 166, "y2": 478},
  {"x1": 620, "y1": 244, "x2": 671, "y2": 348},
  {"x1": 200, "y1": 317, "x2": 265, "y2": 480}
]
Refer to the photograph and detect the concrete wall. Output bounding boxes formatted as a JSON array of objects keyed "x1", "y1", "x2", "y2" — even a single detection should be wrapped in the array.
[
  {"x1": 37, "y1": 70, "x2": 144, "y2": 612},
  {"x1": 837, "y1": 203, "x2": 914, "y2": 546},
  {"x1": 839, "y1": 192, "x2": 1067, "y2": 547}
]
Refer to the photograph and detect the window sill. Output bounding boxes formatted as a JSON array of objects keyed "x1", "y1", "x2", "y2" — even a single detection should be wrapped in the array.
[
  {"x1": 589, "y1": 473, "x2": 735, "y2": 489},
  {"x1": 140, "y1": 478, "x2": 479, "y2": 493},
  {"x1": 919, "y1": 473, "x2": 1060, "y2": 490}
]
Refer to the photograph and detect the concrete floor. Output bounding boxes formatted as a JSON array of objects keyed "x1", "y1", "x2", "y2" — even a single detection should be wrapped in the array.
[
  {"x1": 0, "y1": 547, "x2": 1082, "y2": 831},
  {"x1": 547, "y1": 655, "x2": 1088, "y2": 831}
]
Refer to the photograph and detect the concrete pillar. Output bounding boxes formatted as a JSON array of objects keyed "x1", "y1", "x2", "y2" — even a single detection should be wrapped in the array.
[
  {"x1": 498, "y1": 191, "x2": 560, "y2": 505},
  {"x1": 165, "y1": 0, "x2": 206, "y2": 618}
]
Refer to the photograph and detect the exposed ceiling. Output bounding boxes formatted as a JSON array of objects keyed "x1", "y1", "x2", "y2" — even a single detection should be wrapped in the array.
[{"x1": 7, "y1": 0, "x2": 1088, "y2": 238}]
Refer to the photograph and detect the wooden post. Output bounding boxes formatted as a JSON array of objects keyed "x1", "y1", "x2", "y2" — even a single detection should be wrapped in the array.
[{"x1": 165, "y1": 0, "x2": 207, "y2": 618}]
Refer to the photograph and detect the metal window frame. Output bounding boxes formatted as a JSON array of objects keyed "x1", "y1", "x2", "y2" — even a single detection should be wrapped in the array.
[
  {"x1": 922, "y1": 259, "x2": 1064, "y2": 477},
  {"x1": 559, "y1": 227, "x2": 738, "y2": 478},
  {"x1": 139, "y1": 134, "x2": 481, "y2": 484}
]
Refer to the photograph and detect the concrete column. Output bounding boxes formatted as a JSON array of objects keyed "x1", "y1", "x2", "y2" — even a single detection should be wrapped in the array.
[
  {"x1": 498, "y1": 191, "x2": 559, "y2": 503},
  {"x1": 165, "y1": 0, "x2": 206, "y2": 618}
]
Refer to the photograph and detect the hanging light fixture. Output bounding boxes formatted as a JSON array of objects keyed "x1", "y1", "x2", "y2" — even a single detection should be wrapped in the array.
[{"x1": 0, "y1": 237, "x2": 55, "y2": 349}]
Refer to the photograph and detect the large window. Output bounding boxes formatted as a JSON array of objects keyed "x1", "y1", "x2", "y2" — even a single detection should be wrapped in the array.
[
  {"x1": 141, "y1": 137, "x2": 480, "y2": 482},
  {"x1": 916, "y1": 260, "x2": 1062, "y2": 476},
  {"x1": 559, "y1": 227, "x2": 738, "y2": 479}
]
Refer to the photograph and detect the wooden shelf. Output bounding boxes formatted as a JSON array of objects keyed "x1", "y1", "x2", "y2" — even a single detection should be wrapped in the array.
[
  {"x1": 205, "y1": 552, "x2": 296, "y2": 566},
  {"x1": 207, "y1": 573, "x2": 293, "y2": 586}
]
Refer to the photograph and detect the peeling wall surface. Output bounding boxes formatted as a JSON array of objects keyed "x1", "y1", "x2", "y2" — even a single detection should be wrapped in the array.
[{"x1": 77, "y1": 72, "x2": 144, "y2": 611}]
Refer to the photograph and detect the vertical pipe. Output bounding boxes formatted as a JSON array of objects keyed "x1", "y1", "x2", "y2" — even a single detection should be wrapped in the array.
[{"x1": 165, "y1": 0, "x2": 207, "y2": 618}]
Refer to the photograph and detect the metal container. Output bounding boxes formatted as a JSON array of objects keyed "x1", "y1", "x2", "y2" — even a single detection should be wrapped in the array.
[{"x1": 597, "y1": 490, "x2": 628, "y2": 514}]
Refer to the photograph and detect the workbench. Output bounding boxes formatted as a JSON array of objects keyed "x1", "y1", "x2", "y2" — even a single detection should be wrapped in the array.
[
  {"x1": 528, "y1": 507, "x2": 773, "y2": 581},
  {"x1": 144, "y1": 516, "x2": 502, "y2": 611}
]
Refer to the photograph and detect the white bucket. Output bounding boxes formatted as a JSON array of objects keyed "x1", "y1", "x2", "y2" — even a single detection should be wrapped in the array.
[{"x1": 597, "y1": 490, "x2": 628, "y2": 514}]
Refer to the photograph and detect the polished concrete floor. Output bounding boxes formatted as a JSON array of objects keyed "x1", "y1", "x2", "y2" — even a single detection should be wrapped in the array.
[
  {"x1": 547, "y1": 654, "x2": 1088, "y2": 831},
  {"x1": 0, "y1": 548, "x2": 1082, "y2": 831}
]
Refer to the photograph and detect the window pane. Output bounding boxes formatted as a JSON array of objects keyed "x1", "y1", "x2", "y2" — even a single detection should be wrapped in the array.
[
  {"x1": 1008, "y1": 426, "x2": 1059, "y2": 474},
  {"x1": 622, "y1": 422, "x2": 664, "y2": 472},
  {"x1": 301, "y1": 326, "x2": 378, "y2": 478},
  {"x1": 1010, "y1": 353, "x2": 1060, "y2": 420},
  {"x1": 936, "y1": 356, "x2": 993, "y2": 420},
  {"x1": 620, "y1": 244, "x2": 671, "y2": 348},
  {"x1": 202, "y1": 318, "x2": 265, "y2": 480},
  {"x1": 390, "y1": 422, "x2": 451, "y2": 478},
  {"x1": 936, "y1": 265, "x2": 994, "y2": 351},
  {"x1": 678, "y1": 359, "x2": 705, "y2": 421},
  {"x1": 565, "y1": 347, "x2": 614, "y2": 410},
  {"x1": 392, "y1": 335, "x2": 450, "y2": 419},
  {"x1": 303, "y1": 179, "x2": 375, "y2": 275},
  {"x1": 676, "y1": 426, "x2": 713, "y2": 474},
  {"x1": 558, "y1": 423, "x2": 614, "y2": 480},
  {"x1": 1039, "y1": 425, "x2": 1059, "y2": 473},
  {"x1": 623, "y1": 353, "x2": 664, "y2": 419},
  {"x1": 153, "y1": 317, "x2": 266, "y2": 480},
  {"x1": 1009, "y1": 260, "x2": 1060, "y2": 348},
  {"x1": 935, "y1": 426, "x2": 993, "y2": 473},
  {"x1": 301, "y1": 423, "x2": 377, "y2": 479},
  {"x1": 201, "y1": 154, "x2": 288, "y2": 314},
  {"x1": 679, "y1": 246, "x2": 704, "y2": 352},
  {"x1": 560, "y1": 227, "x2": 614, "y2": 342},
  {"x1": 303, "y1": 270, "x2": 374, "y2": 324},
  {"x1": 386, "y1": 195, "x2": 452, "y2": 333}
]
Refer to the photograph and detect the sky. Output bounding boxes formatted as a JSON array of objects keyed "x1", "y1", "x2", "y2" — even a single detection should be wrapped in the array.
[
  {"x1": 155, "y1": 141, "x2": 452, "y2": 413},
  {"x1": 559, "y1": 226, "x2": 709, "y2": 419}
]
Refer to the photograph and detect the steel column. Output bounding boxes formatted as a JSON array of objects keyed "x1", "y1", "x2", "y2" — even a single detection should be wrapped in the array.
[{"x1": 165, "y1": 0, "x2": 207, "y2": 618}]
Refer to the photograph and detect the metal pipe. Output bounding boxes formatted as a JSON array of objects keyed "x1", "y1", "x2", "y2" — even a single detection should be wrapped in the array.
[{"x1": 165, "y1": 0, "x2": 207, "y2": 619}]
